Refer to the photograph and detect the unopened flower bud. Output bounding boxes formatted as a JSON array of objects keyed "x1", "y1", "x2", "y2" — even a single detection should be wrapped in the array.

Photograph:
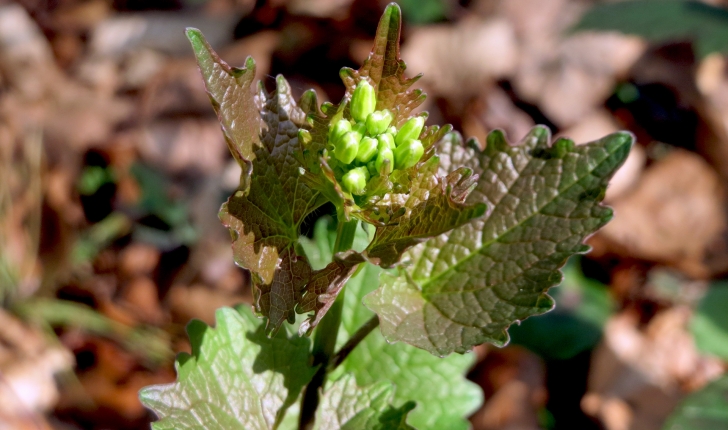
[
  {"x1": 352, "y1": 121, "x2": 367, "y2": 136},
  {"x1": 356, "y1": 137, "x2": 378, "y2": 163},
  {"x1": 377, "y1": 133, "x2": 395, "y2": 151},
  {"x1": 375, "y1": 146, "x2": 395, "y2": 174},
  {"x1": 366, "y1": 110, "x2": 393, "y2": 136},
  {"x1": 342, "y1": 166, "x2": 369, "y2": 194},
  {"x1": 351, "y1": 80, "x2": 376, "y2": 123},
  {"x1": 366, "y1": 160, "x2": 378, "y2": 176},
  {"x1": 328, "y1": 119, "x2": 351, "y2": 146},
  {"x1": 335, "y1": 131, "x2": 361, "y2": 164},
  {"x1": 395, "y1": 117, "x2": 425, "y2": 147},
  {"x1": 394, "y1": 139, "x2": 424, "y2": 170}
]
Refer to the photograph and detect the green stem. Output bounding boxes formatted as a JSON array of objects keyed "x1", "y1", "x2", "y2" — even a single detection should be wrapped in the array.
[
  {"x1": 329, "y1": 315, "x2": 379, "y2": 370},
  {"x1": 299, "y1": 218, "x2": 359, "y2": 429},
  {"x1": 333, "y1": 218, "x2": 359, "y2": 254}
]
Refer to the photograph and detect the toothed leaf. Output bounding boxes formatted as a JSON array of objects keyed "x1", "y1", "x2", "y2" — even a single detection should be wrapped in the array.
[
  {"x1": 301, "y1": 217, "x2": 483, "y2": 429},
  {"x1": 335, "y1": 261, "x2": 482, "y2": 429},
  {"x1": 365, "y1": 127, "x2": 633, "y2": 355},
  {"x1": 139, "y1": 306, "x2": 316, "y2": 429},
  {"x1": 188, "y1": 31, "x2": 327, "y2": 333},
  {"x1": 340, "y1": 3, "x2": 424, "y2": 122},
  {"x1": 314, "y1": 375, "x2": 415, "y2": 430},
  {"x1": 186, "y1": 29, "x2": 261, "y2": 165},
  {"x1": 365, "y1": 155, "x2": 487, "y2": 268},
  {"x1": 297, "y1": 250, "x2": 365, "y2": 335}
]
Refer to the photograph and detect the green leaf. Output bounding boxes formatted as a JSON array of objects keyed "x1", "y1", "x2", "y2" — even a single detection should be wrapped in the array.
[
  {"x1": 139, "y1": 305, "x2": 317, "y2": 429},
  {"x1": 662, "y1": 375, "x2": 728, "y2": 429},
  {"x1": 314, "y1": 375, "x2": 415, "y2": 430},
  {"x1": 15, "y1": 298, "x2": 171, "y2": 364},
  {"x1": 365, "y1": 126, "x2": 633, "y2": 355},
  {"x1": 690, "y1": 282, "x2": 728, "y2": 360},
  {"x1": 508, "y1": 258, "x2": 616, "y2": 360},
  {"x1": 77, "y1": 165, "x2": 115, "y2": 195},
  {"x1": 299, "y1": 216, "x2": 482, "y2": 428},
  {"x1": 395, "y1": 0, "x2": 449, "y2": 25},
  {"x1": 71, "y1": 212, "x2": 132, "y2": 265},
  {"x1": 365, "y1": 155, "x2": 487, "y2": 268},
  {"x1": 572, "y1": 0, "x2": 728, "y2": 58},
  {"x1": 333, "y1": 258, "x2": 482, "y2": 429},
  {"x1": 188, "y1": 30, "x2": 328, "y2": 333}
]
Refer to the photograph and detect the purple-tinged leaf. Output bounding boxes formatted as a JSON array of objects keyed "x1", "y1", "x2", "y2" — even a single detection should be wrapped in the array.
[
  {"x1": 189, "y1": 31, "x2": 326, "y2": 334},
  {"x1": 186, "y1": 28, "x2": 261, "y2": 167},
  {"x1": 297, "y1": 250, "x2": 366, "y2": 335},
  {"x1": 365, "y1": 127, "x2": 633, "y2": 355},
  {"x1": 365, "y1": 155, "x2": 487, "y2": 268}
]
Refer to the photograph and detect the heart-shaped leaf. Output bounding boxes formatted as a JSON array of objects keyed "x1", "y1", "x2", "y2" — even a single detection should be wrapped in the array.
[
  {"x1": 139, "y1": 305, "x2": 317, "y2": 429},
  {"x1": 314, "y1": 375, "x2": 415, "y2": 430}
]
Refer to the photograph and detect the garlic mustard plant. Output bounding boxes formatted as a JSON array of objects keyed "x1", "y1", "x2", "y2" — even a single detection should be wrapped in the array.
[{"x1": 139, "y1": 4, "x2": 632, "y2": 429}]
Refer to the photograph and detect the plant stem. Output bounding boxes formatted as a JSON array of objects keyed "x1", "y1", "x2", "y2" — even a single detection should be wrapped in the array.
[
  {"x1": 299, "y1": 218, "x2": 358, "y2": 429},
  {"x1": 333, "y1": 218, "x2": 359, "y2": 254},
  {"x1": 329, "y1": 315, "x2": 379, "y2": 370}
]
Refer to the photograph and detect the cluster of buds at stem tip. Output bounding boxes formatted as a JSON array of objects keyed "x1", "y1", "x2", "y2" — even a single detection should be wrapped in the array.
[{"x1": 327, "y1": 80, "x2": 426, "y2": 195}]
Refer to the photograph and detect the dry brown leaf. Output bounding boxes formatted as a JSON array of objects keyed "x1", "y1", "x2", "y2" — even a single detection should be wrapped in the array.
[
  {"x1": 584, "y1": 308, "x2": 725, "y2": 430},
  {"x1": 118, "y1": 244, "x2": 160, "y2": 278},
  {"x1": 598, "y1": 150, "x2": 728, "y2": 278},
  {"x1": 120, "y1": 276, "x2": 165, "y2": 325},
  {"x1": 51, "y1": 0, "x2": 112, "y2": 33},
  {"x1": 695, "y1": 53, "x2": 728, "y2": 181},
  {"x1": 401, "y1": 17, "x2": 518, "y2": 102},
  {"x1": 89, "y1": 13, "x2": 237, "y2": 57},
  {"x1": 494, "y1": 0, "x2": 580, "y2": 42},
  {"x1": 470, "y1": 346, "x2": 546, "y2": 430},
  {"x1": 0, "y1": 310, "x2": 74, "y2": 419},
  {"x1": 287, "y1": 0, "x2": 354, "y2": 18},
  {"x1": 0, "y1": 4, "x2": 62, "y2": 101},
  {"x1": 461, "y1": 86, "x2": 535, "y2": 146},
  {"x1": 493, "y1": 0, "x2": 645, "y2": 127},
  {"x1": 138, "y1": 119, "x2": 228, "y2": 174},
  {"x1": 518, "y1": 32, "x2": 645, "y2": 127},
  {"x1": 98, "y1": 298, "x2": 139, "y2": 328},
  {"x1": 559, "y1": 109, "x2": 622, "y2": 145},
  {"x1": 167, "y1": 284, "x2": 250, "y2": 326},
  {"x1": 72, "y1": 340, "x2": 171, "y2": 420}
]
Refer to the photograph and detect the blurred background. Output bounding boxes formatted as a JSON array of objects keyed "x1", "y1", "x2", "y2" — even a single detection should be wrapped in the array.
[{"x1": 2, "y1": 0, "x2": 728, "y2": 428}]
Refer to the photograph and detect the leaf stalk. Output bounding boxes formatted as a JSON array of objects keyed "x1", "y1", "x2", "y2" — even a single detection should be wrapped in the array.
[
  {"x1": 299, "y1": 218, "x2": 359, "y2": 429},
  {"x1": 329, "y1": 315, "x2": 380, "y2": 370}
]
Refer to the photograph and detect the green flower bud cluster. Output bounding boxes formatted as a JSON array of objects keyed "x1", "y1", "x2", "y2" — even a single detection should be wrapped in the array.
[{"x1": 328, "y1": 80, "x2": 426, "y2": 195}]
